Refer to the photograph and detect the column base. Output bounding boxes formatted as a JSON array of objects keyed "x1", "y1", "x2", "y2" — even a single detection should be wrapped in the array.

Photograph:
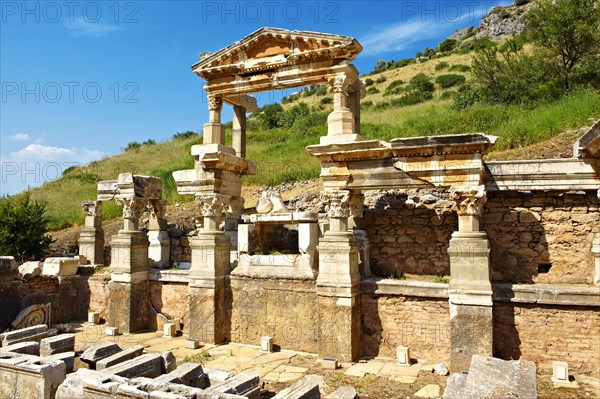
[
  {"x1": 79, "y1": 227, "x2": 105, "y2": 265},
  {"x1": 189, "y1": 278, "x2": 229, "y2": 344},
  {"x1": 190, "y1": 231, "x2": 231, "y2": 279},
  {"x1": 449, "y1": 302, "x2": 493, "y2": 372},
  {"x1": 108, "y1": 279, "x2": 153, "y2": 334},
  {"x1": 110, "y1": 230, "x2": 149, "y2": 274}
]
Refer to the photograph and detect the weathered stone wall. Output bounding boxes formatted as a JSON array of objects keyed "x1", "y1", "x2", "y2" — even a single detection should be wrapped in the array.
[
  {"x1": 87, "y1": 273, "x2": 111, "y2": 321},
  {"x1": 494, "y1": 302, "x2": 600, "y2": 374},
  {"x1": 21, "y1": 276, "x2": 59, "y2": 296},
  {"x1": 364, "y1": 190, "x2": 457, "y2": 277},
  {"x1": 149, "y1": 280, "x2": 190, "y2": 331},
  {"x1": 228, "y1": 277, "x2": 319, "y2": 353},
  {"x1": 360, "y1": 293, "x2": 450, "y2": 361},
  {"x1": 484, "y1": 191, "x2": 598, "y2": 284}
]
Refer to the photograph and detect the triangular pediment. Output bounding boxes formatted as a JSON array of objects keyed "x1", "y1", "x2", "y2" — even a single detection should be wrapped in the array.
[{"x1": 193, "y1": 27, "x2": 362, "y2": 80}]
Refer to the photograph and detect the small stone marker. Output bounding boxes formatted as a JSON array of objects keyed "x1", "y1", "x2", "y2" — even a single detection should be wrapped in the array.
[
  {"x1": 106, "y1": 326, "x2": 119, "y2": 336},
  {"x1": 88, "y1": 312, "x2": 100, "y2": 324},
  {"x1": 261, "y1": 336, "x2": 273, "y2": 352},
  {"x1": 163, "y1": 323, "x2": 176, "y2": 337},
  {"x1": 552, "y1": 361, "x2": 569, "y2": 382},
  {"x1": 185, "y1": 338, "x2": 200, "y2": 349},
  {"x1": 434, "y1": 362, "x2": 449, "y2": 376},
  {"x1": 396, "y1": 345, "x2": 410, "y2": 366},
  {"x1": 319, "y1": 358, "x2": 339, "y2": 370}
]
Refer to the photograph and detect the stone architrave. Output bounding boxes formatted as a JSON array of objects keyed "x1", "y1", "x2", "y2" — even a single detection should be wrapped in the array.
[
  {"x1": 317, "y1": 190, "x2": 361, "y2": 362},
  {"x1": 188, "y1": 193, "x2": 232, "y2": 344},
  {"x1": 79, "y1": 200, "x2": 104, "y2": 265},
  {"x1": 147, "y1": 199, "x2": 170, "y2": 269},
  {"x1": 98, "y1": 173, "x2": 163, "y2": 334},
  {"x1": 447, "y1": 185, "x2": 493, "y2": 372}
]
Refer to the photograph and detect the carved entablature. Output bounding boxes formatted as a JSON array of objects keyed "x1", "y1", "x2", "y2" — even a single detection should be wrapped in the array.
[
  {"x1": 193, "y1": 27, "x2": 362, "y2": 95},
  {"x1": 196, "y1": 194, "x2": 230, "y2": 218},
  {"x1": 82, "y1": 201, "x2": 102, "y2": 217},
  {"x1": 450, "y1": 185, "x2": 487, "y2": 216},
  {"x1": 321, "y1": 190, "x2": 352, "y2": 218}
]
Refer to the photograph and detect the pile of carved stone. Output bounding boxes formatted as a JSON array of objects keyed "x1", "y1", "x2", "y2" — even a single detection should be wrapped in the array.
[{"x1": 0, "y1": 324, "x2": 358, "y2": 399}]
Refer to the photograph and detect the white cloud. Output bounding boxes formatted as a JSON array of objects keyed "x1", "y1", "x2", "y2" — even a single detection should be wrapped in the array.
[
  {"x1": 11, "y1": 144, "x2": 104, "y2": 162},
  {"x1": 8, "y1": 133, "x2": 30, "y2": 141},
  {"x1": 361, "y1": 20, "x2": 445, "y2": 55},
  {"x1": 66, "y1": 17, "x2": 120, "y2": 38}
]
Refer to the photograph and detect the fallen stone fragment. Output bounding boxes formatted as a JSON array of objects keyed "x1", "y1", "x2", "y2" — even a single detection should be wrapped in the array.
[
  {"x1": 80, "y1": 342, "x2": 122, "y2": 369},
  {"x1": 96, "y1": 344, "x2": 144, "y2": 370}
]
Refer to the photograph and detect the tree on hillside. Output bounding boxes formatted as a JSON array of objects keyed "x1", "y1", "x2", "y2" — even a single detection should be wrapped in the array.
[
  {"x1": 0, "y1": 193, "x2": 53, "y2": 262},
  {"x1": 526, "y1": 0, "x2": 600, "y2": 94}
]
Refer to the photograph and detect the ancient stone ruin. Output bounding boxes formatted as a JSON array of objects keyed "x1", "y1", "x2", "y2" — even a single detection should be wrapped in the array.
[{"x1": 1, "y1": 28, "x2": 599, "y2": 398}]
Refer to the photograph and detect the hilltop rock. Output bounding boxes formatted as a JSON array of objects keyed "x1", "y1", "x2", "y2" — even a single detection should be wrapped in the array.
[{"x1": 477, "y1": 4, "x2": 530, "y2": 41}]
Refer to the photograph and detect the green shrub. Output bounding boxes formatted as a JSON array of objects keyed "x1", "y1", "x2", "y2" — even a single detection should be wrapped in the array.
[
  {"x1": 142, "y1": 139, "x2": 156, "y2": 146},
  {"x1": 435, "y1": 74, "x2": 467, "y2": 88},
  {"x1": 361, "y1": 100, "x2": 373, "y2": 108},
  {"x1": 390, "y1": 91, "x2": 434, "y2": 107},
  {"x1": 383, "y1": 79, "x2": 405, "y2": 95},
  {"x1": 407, "y1": 73, "x2": 435, "y2": 92},
  {"x1": 364, "y1": 78, "x2": 374, "y2": 87},
  {"x1": 449, "y1": 64, "x2": 471, "y2": 72},
  {"x1": 452, "y1": 89, "x2": 483, "y2": 110},
  {"x1": 439, "y1": 39, "x2": 457, "y2": 52},
  {"x1": 172, "y1": 131, "x2": 197, "y2": 140},
  {"x1": 515, "y1": 0, "x2": 530, "y2": 5},
  {"x1": 0, "y1": 193, "x2": 52, "y2": 262},
  {"x1": 435, "y1": 61, "x2": 449, "y2": 71},
  {"x1": 367, "y1": 87, "x2": 380, "y2": 95},
  {"x1": 440, "y1": 91, "x2": 456, "y2": 99},
  {"x1": 123, "y1": 141, "x2": 142, "y2": 152},
  {"x1": 315, "y1": 86, "x2": 328, "y2": 96},
  {"x1": 320, "y1": 96, "x2": 333, "y2": 105},
  {"x1": 375, "y1": 76, "x2": 387, "y2": 84}
]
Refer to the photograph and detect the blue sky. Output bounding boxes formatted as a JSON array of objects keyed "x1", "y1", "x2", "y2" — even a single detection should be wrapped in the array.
[{"x1": 0, "y1": 0, "x2": 511, "y2": 195}]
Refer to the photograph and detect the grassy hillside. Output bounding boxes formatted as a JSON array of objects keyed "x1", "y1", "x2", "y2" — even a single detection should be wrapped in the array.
[{"x1": 15, "y1": 38, "x2": 600, "y2": 231}]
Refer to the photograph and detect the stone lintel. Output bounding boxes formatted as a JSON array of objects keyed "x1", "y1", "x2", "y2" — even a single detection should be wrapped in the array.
[
  {"x1": 361, "y1": 278, "x2": 449, "y2": 298},
  {"x1": 306, "y1": 140, "x2": 391, "y2": 163},
  {"x1": 493, "y1": 283, "x2": 600, "y2": 307},
  {"x1": 110, "y1": 271, "x2": 149, "y2": 283},
  {"x1": 391, "y1": 133, "x2": 497, "y2": 157},
  {"x1": 148, "y1": 268, "x2": 190, "y2": 283},
  {"x1": 191, "y1": 145, "x2": 257, "y2": 175},
  {"x1": 223, "y1": 94, "x2": 258, "y2": 112},
  {"x1": 484, "y1": 158, "x2": 600, "y2": 191}
]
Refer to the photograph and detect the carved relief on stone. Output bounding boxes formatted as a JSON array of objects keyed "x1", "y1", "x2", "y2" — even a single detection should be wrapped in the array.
[
  {"x1": 349, "y1": 193, "x2": 365, "y2": 218},
  {"x1": 82, "y1": 201, "x2": 102, "y2": 217},
  {"x1": 256, "y1": 191, "x2": 289, "y2": 214},
  {"x1": 227, "y1": 197, "x2": 245, "y2": 218},
  {"x1": 208, "y1": 94, "x2": 223, "y2": 111},
  {"x1": 115, "y1": 197, "x2": 145, "y2": 220},
  {"x1": 450, "y1": 185, "x2": 487, "y2": 216},
  {"x1": 196, "y1": 194, "x2": 230, "y2": 217},
  {"x1": 148, "y1": 199, "x2": 166, "y2": 220},
  {"x1": 329, "y1": 74, "x2": 349, "y2": 96},
  {"x1": 321, "y1": 190, "x2": 352, "y2": 218}
]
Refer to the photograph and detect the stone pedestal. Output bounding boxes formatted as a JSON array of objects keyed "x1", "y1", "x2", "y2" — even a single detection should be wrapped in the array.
[
  {"x1": 316, "y1": 190, "x2": 361, "y2": 362},
  {"x1": 447, "y1": 185, "x2": 493, "y2": 372},
  {"x1": 188, "y1": 232, "x2": 231, "y2": 344},
  {"x1": 79, "y1": 201, "x2": 104, "y2": 265}
]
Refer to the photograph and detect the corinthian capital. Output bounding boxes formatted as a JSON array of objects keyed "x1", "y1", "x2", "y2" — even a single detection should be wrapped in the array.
[
  {"x1": 82, "y1": 200, "x2": 102, "y2": 217},
  {"x1": 208, "y1": 94, "x2": 223, "y2": 111},
  {"x1": 321, "y1": 190, "x2": 352, "y2": 218},
  {"x1": 329, "y1": 74, "x2": 349, "y2": 96},
  {"x1": 450, "y1": 185, "x2": 487, "y2": 216},
  {"x1": 115, "y1": 197, "x2": 145, "y2": 219},
  {"x1": 195, "y1": 194, "x2": 230, "y2": 217}
]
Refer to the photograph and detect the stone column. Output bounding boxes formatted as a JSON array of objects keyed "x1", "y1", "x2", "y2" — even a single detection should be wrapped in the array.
[
  {"x1": 79, "y1": 200, "x2": 105, "y2": 266},
  {"x1": 347, "y1": 80, "x2": 366, "y2": 135},
  {"x1": 108, "y1": 197, "x2": 151, "y2": 333},
  {"x1": 232, "y1": 105, "x2": 247, "y2": 158},
  {"x1": 317, "y1": 190, "x2": 361, "y2": 362},
  {"x1": 447, "y1": 185, "x2": 493, "y2": 372},
  {"x1": 321, "y1": 75, "x2": 364, "y2": 145},
  {"x1": 349, "y1": 193, "x2": 371, "y2": 277},
  {"x1": 203, "y1": 94, "x2": 225, "y2": 145},
  {"x1": 147, "y1": 199, "x2": 170, "y2": 269},
  {"x1": 592, "y1": 233, "x2": 600, "y2": 285},
  {"x1": 188, "y1": 193, "x2": 231, "y2": 344},
  {"x1": 224, "y1": 197, "x2": 244, "y2": 251}
]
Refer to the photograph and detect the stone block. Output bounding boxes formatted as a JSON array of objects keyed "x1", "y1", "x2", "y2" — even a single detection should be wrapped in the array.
[
  {"x1": 204, "y1": 370, "x2": 260, "y2": 398},
  {"x1": 203, "y1": 367, "x2": 234, "y2": 385},
  {"x1": 185, "y1": 339, "x2": 200, "y2": 349},
  {"x1": 160, "y1": 350, "x2": 177, "y2": 373},
  {"x1": 0, "y1": 324, "x2": 48, "y2": 346},
  {"x1": 273, "y1": 374, "x2": 320, "y2": 399},
  {"x1": 88, "y1": 311, "x2": 100, "y2": 324},
  {"x1": 18, "y1": 261, "x2": 42, "y2": 279},
  {"x1": 0, "y1": 354, "x2": 66, "y2": 399},
  {"x1": 552, "y1": 361, "x2": 569, "y2": 382},
  {"x1": 56, "y1": 368, "x2": 128, "y2": 398},
  {"x1": 80, "y1": 342, "x2": 123, "y2": 369},
  {"x1": 163, "y1": 323, "x2": 176, "y2": 337},
  {"x1": 41, "y1": 257, "x2": 79, "y2": 276},
  {"x1": 261, "y1": 336, "x2": 273, "y2": 353},
  {"x1": 326, "y1": 386, "x2": 359, "y2": 399},
  {"x1": 104, "y1": 353, "x2": 163, "y2": 379},
  {"x1": 396, "y1": 346, "x2": 410, "y2": 366},
  {"x1": 46, "y1": 351, "x2": 76, "y2": 373},
  {"x1": 238, "y1": 224, "x2": 258, "y2": 254},
  {"x1": 96, "y1": 345, "x2": 145, "y2": 370},
  {"x1": 318, "y1": 358, "x2": 338, "y2": 370},
  {"x1": 40, "y1": 333, "x2": 75, "y2": 356},
  {"x1": 106, "y1": 326, "x2": 119, "y2": 336},
  {"x1": 0, "y1": 341, "x2": 39, "y2": 355},
  {"x1": 152, "y1": 363, "x2": 206, "y2": 388},
  {"x1": 0, "y1": 256, "x2": 18, "y2": 281}
]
